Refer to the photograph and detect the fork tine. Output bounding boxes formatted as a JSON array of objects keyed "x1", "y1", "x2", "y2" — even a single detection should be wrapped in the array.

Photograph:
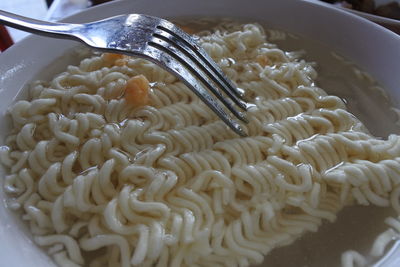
[
  {"x1": 156, "y1": 22, "x2": 248, "y2": 110},
  {"x1": 152, "y1": 28, "x2": 249, "y2": 115},
  {"x1": 142, "y1": 45, "x2": 247, "y2": 137},
  {"x1": 149, "y1": 35, "x2": 248, "y2": 123}
]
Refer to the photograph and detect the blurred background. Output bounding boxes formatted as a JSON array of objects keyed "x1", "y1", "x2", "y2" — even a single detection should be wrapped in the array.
[
  {"x1": 0, "y1": 0, "x2": 112, "y2": 51},
  {"x1": 0, "y1": 0, "x2": 400, "y2": 52},
  {"x1": 322, "y1": 0, "x2": 400, "y2": 18},
  {"x1": 0, "y1": 0, "x2": 112, "y2": 46}
]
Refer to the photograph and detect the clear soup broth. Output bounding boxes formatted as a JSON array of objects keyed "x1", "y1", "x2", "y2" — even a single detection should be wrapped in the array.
[{"x1": 175, "y1": 17, "x2": 400, "y2": 267}]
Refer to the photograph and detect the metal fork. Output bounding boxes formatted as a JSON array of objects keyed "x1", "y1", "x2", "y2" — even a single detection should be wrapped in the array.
[{"x1": 0, "y1": 11, "x2": 248, "y2": 136}]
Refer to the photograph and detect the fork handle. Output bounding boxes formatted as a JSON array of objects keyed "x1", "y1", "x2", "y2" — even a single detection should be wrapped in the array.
[{"x1": 0, "y1": 10, "x2": 80, "y2": 40}]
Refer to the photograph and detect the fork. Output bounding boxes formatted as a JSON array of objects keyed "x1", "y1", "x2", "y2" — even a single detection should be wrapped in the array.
[{"x1": 0, "y1": 11, "x2": 248, "y2": 136}]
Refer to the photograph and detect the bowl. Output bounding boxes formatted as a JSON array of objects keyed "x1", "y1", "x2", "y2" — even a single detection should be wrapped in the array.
[{"x1": 1, "y1": 0, "x2": 400, "y2": 266}]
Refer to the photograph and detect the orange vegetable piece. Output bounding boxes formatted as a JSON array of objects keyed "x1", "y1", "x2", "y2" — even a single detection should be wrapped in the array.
[
  {"x1": 102, "y1": 53, "x2": 124, "y2": 62},
  {"x1": 179, "y1": 25, "x2": 196, "y2": 35},
  {"x1": 125, "y1": 75, "x2": 150, "y2": 106}
]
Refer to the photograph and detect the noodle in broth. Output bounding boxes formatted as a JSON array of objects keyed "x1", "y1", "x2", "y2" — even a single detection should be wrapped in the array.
[{"x1": 1, "y1": 21, "x2": 400, "y2": 267}]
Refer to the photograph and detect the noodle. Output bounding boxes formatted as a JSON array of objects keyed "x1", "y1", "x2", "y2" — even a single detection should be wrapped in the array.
[{"x1": 2, "y1": 22, "x2": 400, "y2": 267}]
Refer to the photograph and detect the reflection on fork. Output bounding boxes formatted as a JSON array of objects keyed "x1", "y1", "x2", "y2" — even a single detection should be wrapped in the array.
[{"x1": 0, "y1": 11, "x2": 249, "y2": 136}]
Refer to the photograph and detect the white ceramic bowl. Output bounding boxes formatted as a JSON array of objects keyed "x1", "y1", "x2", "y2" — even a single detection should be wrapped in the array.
[{"x1": 1, "y1": 0, "x2": 400, "y2": 266}]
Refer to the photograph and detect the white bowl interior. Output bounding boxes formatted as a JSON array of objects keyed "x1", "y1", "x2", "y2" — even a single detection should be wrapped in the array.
[{"x1": 1, "y1": 0, "x2": 400, "y2": 266}]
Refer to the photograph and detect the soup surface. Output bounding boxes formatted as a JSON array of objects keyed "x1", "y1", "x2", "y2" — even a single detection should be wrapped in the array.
[{"x1": 180, "y1": 18, "x2": 400, "y2": 267}]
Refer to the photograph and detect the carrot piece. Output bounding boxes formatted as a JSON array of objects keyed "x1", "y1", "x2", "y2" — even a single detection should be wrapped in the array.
[
  {"x1": 125, "y1": 75, "x2": 150, "y2": 106},
  {"x1": 102, "y1": 53, "x2": 124, "y2": 62},
  {"x1": 179, "y1": 25, "x2": 196, "y2": 35},
  {"x1": 103, "y1": 53, "x2": 130, "y2": 66}
]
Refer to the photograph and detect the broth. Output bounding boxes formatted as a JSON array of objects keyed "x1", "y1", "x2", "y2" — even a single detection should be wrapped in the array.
[{"x1": 174, "y1": 17, "x2": 400, "y2": 267}]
